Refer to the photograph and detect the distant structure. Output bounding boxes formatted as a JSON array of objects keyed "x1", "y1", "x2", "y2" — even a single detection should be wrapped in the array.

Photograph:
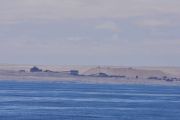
[
  {"x1": 19, "y1": 70, "x2": 26, "y2": 72},
  {"x1": 97, "y1": 73, "x2": 109, "y2": 77},
  {"x1": 44, "y1": 70, "x2": 53, "y2": 72},
  {"x1": 30, "y1": 66, "x2": 42, "y2": 72},
  {"x1": 70, "y1": 70, "x2": 79, "y2": 76},
  {"x1": 89, "y1": 72, "x2": 109, "y2": 77}
]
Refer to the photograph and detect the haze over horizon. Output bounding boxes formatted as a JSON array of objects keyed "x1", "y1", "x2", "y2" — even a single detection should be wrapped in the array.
[{"x1": 0, "y1": 0, "x2": 180, "y2": 66}]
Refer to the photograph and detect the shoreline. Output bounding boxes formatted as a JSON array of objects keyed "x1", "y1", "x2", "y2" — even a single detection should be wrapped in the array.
[
  {"x1": 0, "y1": 75, "x2": 180, "y2": 86},
  {"x1": 0, "y1": 64, "x2": 180, "y2": 86}
]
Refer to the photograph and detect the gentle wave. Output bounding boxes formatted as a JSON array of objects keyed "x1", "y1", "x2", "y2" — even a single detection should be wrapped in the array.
[
  {"x1": 0, "y1": 106, "x2": 157, "y2": 110},
  {"x1": 1, "y1": 90, "x2": 180, "y2": 97},
  {"x1": 0, "y1": 96, "x2": 180, "y2": 103}
]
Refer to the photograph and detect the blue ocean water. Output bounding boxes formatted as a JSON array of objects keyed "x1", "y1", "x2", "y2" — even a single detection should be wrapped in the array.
[{"x1": 0, "y1": 81, "x2": 180, "y2": 120}]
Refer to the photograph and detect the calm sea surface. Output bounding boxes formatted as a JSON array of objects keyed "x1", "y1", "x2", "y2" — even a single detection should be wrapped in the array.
[{"x1": 0, "y1": 81, "x2": 180, "y2": 120}]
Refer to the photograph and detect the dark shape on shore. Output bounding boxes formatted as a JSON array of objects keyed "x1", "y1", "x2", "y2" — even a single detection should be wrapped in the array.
[
  {"x1": 89, "y1": 72, "x2": 109, "y2": 77},
  {"x1": 30, "y1": 66, "x2": 42, "y2": 72},
  {"x1": 98, "y1": 73, "x2": 109, "y2": 77},
  {"x1": 88, "y1": 72, "x2": 126, "y2": 78},
  {"x1": 19, "y1": 70, "x2": 26, "y2": 72},
  {"x1": 70, "y1": 70, "x2": 79, "y2": 76},
  {"x1": 44, "y1": 69, "x2": 60, "y2": 73},
  {"x1": 148, "y1": 76, "x2": 162, "y2": 80},
  {"x1": 147, "y1": 76, "x2": 180, "y2": 82},
  {"x1": 44, "y1": 69, "x2": 54, "y2": 73},
  {"x1": 110, "y1": 75, "x2": 126, "y2": 78}
]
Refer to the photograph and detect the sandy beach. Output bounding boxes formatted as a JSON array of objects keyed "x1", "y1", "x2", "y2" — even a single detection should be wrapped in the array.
[{"x1": 0, "y1": 64, "x2": 180, "y2": 86}]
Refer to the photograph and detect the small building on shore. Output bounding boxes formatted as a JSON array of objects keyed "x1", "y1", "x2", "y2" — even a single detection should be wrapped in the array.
[
  {"x1": 30, "y1": 66, "x2": 42, "y2": 72},
  {"x1": 70, "y1": 70, "x2": 79, "y2": 76}
]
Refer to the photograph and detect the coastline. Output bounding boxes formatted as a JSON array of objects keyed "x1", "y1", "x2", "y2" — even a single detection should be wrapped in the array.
[
  {"x1": 0, "y1": 75, "x2": 180, "y2": 86},
  {"x1": 0, "y1": 64, "x2": 180, "y2": 86}
]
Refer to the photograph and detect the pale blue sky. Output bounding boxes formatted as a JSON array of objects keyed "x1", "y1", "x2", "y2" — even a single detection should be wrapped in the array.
[{"x1": 0, "y1": 0, "x2": 180, "y2": 66}]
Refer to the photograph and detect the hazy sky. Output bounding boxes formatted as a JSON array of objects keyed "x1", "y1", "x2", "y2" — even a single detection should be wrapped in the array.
[{"x1": 0, "y1": 0, "x2": 180, "y2": 66}]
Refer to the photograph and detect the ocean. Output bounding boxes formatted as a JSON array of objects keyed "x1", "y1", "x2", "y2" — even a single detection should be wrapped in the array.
[{"x1": 0, "y1": 81, "x2": 180, "y2": 120}]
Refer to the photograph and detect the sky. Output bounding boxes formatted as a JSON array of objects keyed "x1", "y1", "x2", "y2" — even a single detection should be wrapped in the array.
[{"x1": 0, "y1": 0, "x2": 180, "y2": 66}]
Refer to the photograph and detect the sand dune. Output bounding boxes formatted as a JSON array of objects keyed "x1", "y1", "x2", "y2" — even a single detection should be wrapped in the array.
[{"x1": 83, "y1": 67, "x2": 168, "y2": 78}]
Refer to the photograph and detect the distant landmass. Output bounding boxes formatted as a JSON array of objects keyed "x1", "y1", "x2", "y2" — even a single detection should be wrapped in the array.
[{"x1": 0, "y1": 64, "x2": 180, "y2": 86}]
